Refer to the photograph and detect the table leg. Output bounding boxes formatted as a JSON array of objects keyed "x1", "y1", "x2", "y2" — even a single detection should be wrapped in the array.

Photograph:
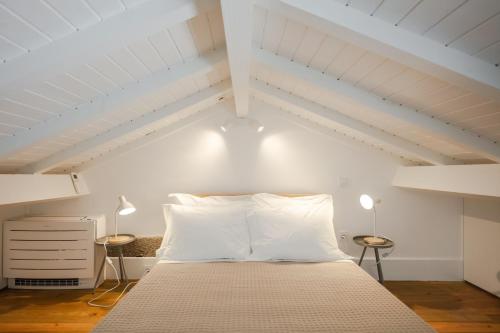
[
  {"x1": 358, "y1": 247, "x2": 367, "y2": 266},
  {"x1": 94, "y1": 253, "x2": 106, "y2": 290},
  {"x1": 374, "y1": 248, "x2": 384, "y2": 284}
]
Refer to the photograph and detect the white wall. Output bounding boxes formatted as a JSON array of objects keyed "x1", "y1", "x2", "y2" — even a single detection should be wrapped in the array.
[{"x1": 27, "y1": 101, "x2": 463, "y2": 280}]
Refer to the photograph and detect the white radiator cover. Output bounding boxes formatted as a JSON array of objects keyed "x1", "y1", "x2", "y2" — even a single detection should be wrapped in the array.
[{"x1": 3, "y1": 216, "x2": 105, "y2": 289}]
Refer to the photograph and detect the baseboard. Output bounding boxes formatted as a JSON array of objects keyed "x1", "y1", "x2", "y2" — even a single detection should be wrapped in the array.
[
  {"x1": 105, "y1": 257, "x2": 463, "y2": 281},
  {"x1": 359, "y1": 257, "x2": 463, "y2": 281},
  {"x1": 0, "y1": 278, "x2": 6, "y2": 290}
]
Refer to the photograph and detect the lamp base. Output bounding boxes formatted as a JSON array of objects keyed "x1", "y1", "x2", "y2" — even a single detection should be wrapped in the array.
[{"x1": 363, "y1": 236, "x2": 386, "y2": 245}]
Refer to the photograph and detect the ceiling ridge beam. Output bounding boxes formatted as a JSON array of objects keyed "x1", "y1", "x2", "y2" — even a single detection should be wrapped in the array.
[
  {"x1": 256, "y1": 0, "x2": 500, "y2": 103},
  {"x1": 0, "y1": 48, "x2": 226, "y2": 160},
  {"x1": 0, "y1": 0, "x2": 218, "y2": 94},
  {"x1": 251, "y1": 79, "x2": 455, "y2": 165},
  {"x1": 220, "y1": 0, "x2": 252, "y2": 117},
  {"x1": 254, "y1": 48, "x2": 500, "y2": 163},
  {"x1": 20, "y1": 80, "x2": 232, "y2": 174}
]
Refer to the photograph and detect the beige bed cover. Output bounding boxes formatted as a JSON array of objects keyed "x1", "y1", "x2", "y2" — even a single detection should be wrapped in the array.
[{"x1": 93, "y1": 261, "x2": 435, "y2": 333}]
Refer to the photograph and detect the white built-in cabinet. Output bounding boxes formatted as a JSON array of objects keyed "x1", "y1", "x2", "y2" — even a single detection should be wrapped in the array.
[{"x1": 463, "y1": 198, "x2": 500, "y2": 298}]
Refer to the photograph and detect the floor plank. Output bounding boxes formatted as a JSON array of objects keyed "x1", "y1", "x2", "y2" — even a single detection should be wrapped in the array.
[
  {"x1": 385, "y1": 281, "x2": 500, "y2": 333},
  {"x1": 0, "y1": 281, "x2": 498, "y2": 333}
]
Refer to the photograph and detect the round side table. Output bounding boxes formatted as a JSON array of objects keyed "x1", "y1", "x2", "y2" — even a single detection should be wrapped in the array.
[
  {"x1": 95, "y1": 234, "x2": 136, "y2": 288},
  {"x1": 353, "y1": 235, "x2": 394, "y2": 284}
]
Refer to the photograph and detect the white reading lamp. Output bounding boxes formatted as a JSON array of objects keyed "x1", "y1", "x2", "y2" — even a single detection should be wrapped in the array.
[
  {"x1": 359, "y1": 194, "x2": 385, "y2": 245},
  {"x1": 110, "y1": 195, "x2": 136, "y2": 243}
]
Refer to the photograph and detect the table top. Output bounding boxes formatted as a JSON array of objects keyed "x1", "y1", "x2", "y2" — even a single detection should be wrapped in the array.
[
  {"x1": 353, "y1": 235, "x2": 394, "y2": 248},
  {"x1": 96, "y1": 234, "x2": 136, "y2": 246}
]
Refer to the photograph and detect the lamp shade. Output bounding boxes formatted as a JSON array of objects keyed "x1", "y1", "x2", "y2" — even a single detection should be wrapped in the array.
[
  {"x1": 359, "y1": 194, "x2": 374, "y2": 210},
  {"x1": 117, "y1": 195, "x2": 136, "y2": 216}
]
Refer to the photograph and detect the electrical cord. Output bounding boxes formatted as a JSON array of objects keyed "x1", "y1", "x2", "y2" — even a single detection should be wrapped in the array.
[
  {"x1": 372, "y1": 235, "x2": 395, "y2": 266},
  {"x1": 88, "y1": 242, "x2": 137, "y2": 308}
]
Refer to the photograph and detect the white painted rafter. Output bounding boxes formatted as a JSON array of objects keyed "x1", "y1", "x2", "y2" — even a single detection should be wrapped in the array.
[
  {"x1": 254, "y1": 48, "x2": 500, "y2": 163},
  {"x1": 20, "y1": 81, "x2": 232, "y2": 174},
  {"x1": 0, "y1": 48, "x2": 226, "y2": 160},
  {"x1": 256, "y1": 0, "x2": 500, "y2": 103},
  {"x1": 0, "y1": 0, "x2": 218, "y2": 94},
  {"x1": 251, "y1": 79, "x2": 455, "y2": 165},
  {"x1": 220, "y1": 0, "x2": 253, "y2": 117}
]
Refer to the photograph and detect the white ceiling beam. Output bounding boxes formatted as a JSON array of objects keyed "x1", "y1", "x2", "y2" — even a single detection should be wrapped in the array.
[
  {"x1": 20, "y1": 81, "x2": 232, "y2": 174},
  {"x1": 71, "y1": 101, "x2": 232, "y2": 173},
  {"x1": 393, "y1": 165, "x2": 500, "y2": 198},
  {"x1": 251, "y1": 79, "x2": 455, "y2": 165},
  {"x1": 0, "y1": 0, "x2": 218, "y2": 94},
  {"x1": 220, "y1": 0, "x2": 253, "y2": 117},
  {"x1": 256, "y1": 0, "x2": 500, "y2": 103},
  {"x1": 254, "y1": 48, "x2": 500, "y2": 163},
  {"x1": 0, "y1": 48, "x2": 226, "y2": 160}
]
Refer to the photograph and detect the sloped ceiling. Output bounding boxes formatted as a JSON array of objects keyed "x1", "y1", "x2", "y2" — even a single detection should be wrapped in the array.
[{"x1": 0, "y1": 0, "x2": 499, "y2": 173}]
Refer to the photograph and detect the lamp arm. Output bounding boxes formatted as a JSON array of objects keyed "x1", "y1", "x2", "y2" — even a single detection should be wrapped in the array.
[{"x1": 372, "y1": 206, "x2": 377, "y2": 237}]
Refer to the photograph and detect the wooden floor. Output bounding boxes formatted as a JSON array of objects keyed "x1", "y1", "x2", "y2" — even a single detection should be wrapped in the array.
[{"x1": 0, "y1": 281, "x2": 498, "y2": 333}]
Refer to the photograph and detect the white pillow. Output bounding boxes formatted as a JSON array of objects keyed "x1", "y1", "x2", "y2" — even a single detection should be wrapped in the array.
[
  {"x1": 253, "y1": 193, "x2": 334, "y2": 214},
  {"x1": 168, "y1": 193, "x2": 252, "y2": 206},
  {"x1": 157, "y1": 204, "x2": 250, "y2": 261},
  {"x1": 247, "y1": 203, "x2": 347, "y2": 261}
]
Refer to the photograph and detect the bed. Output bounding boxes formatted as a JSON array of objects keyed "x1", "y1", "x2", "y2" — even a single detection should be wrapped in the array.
[{"x1": 92, "y1": 193, "x2": 435, "y2": 332}]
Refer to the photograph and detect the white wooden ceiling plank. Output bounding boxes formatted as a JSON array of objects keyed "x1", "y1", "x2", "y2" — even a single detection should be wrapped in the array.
[
  {"x1": 450, "y1": 14, "x2": 500, "y2": 57},
  {"x1": 207, "y1": 6, "x2": 225, "y2": 49},
  {"x1": 45, "y1": 0, "x2": 100, "y2": 29},
  {"x1": 148, "y1": 30, "x2": 183, "y2": 68},
  {"x1": 0, "y1": 110, "x2": 37, "y2": 128},
  {"x1": 424, "y1": 0, "x2": 500, "y2": 45},
  {"x1": 252, "y1": 6, "x2": 267, "y2": 46},
  {"x1": 260, "y1": 0, "x2": 500, "y2": 103},
  {"x1": 21, "y1": 81, "x2": 231, "y2": 173},
  {"x1": 398, "y1": 0, "x2": 466, "y2": 35},
  {"x1": 8, "y1": 90, "x2": 69, "y2": 114},
  {"x1": 326, "y1": 43, "x2": 365, "y2": 78},
  {"x1": 108, "y1": 47, "x2": 151, "y2": 80},
  {"x1": 0, "y1": 36, "x2": 25, "y2": 61},
  {"x1": 68, "y1": 65, "x2": 117, "y2": 95},
  {"x1": 277, "y1": 19, "x2": 307, "y2": 59},
  {"x1": 309, "y1": 36, "x2": 347, "y2": 72},
  {"x1": 426, "y1": 93, "x2": 490, "y2": 115},
  {"x1": 85, "y1": 0, "x2": 125, "y2": 19},
  {"x1": 29, "y1": 82, "x2": 85, "y2": 106},
  {"x1": 0, "y1": 0, "x2": 215, "y2": 95},
  {"x1": 475, "y1": 40, "x2": 500, "y2": 66},
  {"x1": 261, "y1": 11, "x2": 287, "y2": 53},
  {"x1": 90, "y1": 57, "x2": 133, "y2": 87},
  {"x1": 0, "y1": 97, "x2": 55, "y2": 120},
  {"x1": 374, "y1": 68, "x2": 427, "y2": 98},
  {"x1": 1, "y1": 0, "x2": 74, "y2": 41},
  {"x1": 0, "y1": 48, "x2": 225, "y2": 159},
  {"x1": 251, "y1": 78, "x2": 455, "y2": 165},
  {"x1": 292, "y1": 27, "x2": 325, "y2": 66},
  {"x1": 0, "y1": 5, "x2": 47, "y2": 50},
  {"x1": 441, "y1": 101, "x2": 499, "y2": 122},
  {"x1": 48, "y1": 73, "x2": 103, "y2": 100},
  {"x1": 340, "y1": 52, "x2": 385, "y2": 84},
  {"x1": 355, "y1": 60, "x2": 406, "y2": 91},
  {"x1": 373, "y1": 0, "x2": 421, "y2": 25},
  {"x1": 254, "y1": 47, "x2": 500, "y2": 162},
  {"x1": 188, "y1": 14, "x2": 214, "y2": 55},
  {"x1": 348, "y1": 0, "x2": 384, "y2": 15},
  {"x1": 168, "y1": 22, "x2": 199, "y2": 61},
  {"x1": 128, "y1": 39, "x2": 166, "y2": 73}
]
